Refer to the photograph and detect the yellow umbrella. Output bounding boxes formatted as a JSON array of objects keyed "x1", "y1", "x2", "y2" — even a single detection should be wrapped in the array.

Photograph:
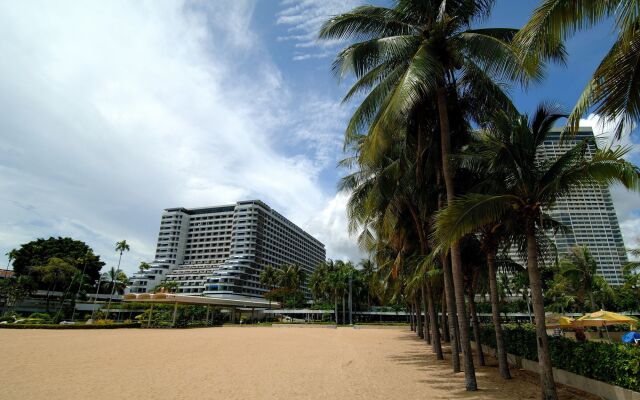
[
  {"x1": 573, "y1": 310, "x2": 638, "y2": 330},
  {"x1": 545, "y1": 314, "x2": 575, "y2": 328}
]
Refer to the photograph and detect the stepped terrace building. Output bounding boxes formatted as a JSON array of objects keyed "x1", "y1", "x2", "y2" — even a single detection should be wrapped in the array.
[
  {"x1": 129, "y1": 200, "x2": 326, "y2": 300},
  {"x1": 505, "y1": 127, "x2": 629, "y2": 286},
  {"x1": 538, "y1": 127, "x2": 629, "y2": 286}
]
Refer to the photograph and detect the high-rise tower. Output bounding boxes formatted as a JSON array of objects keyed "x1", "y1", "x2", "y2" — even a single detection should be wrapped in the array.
[{"x1": 540, "y1": 127, "x2": 629, "y2": 285}]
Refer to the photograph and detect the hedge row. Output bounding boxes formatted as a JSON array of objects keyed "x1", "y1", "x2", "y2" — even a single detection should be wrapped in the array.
[
  {"x1": 479, "y1": 324, "x2": 640, "y2": 392},
  {"x1": 0, "y1": 323, "x2": 141, "y2": 329}
]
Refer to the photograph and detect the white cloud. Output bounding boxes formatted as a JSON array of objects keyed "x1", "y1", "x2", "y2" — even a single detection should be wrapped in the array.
[
  {"x1": 0, "y1": 0, "x2": 360, "y2": 274},
  {"x1": 304, "y1": 191, "x2": 365, "y2": 262},
  {"x1": 277, "y1": 0, "x2": 363, "y2": 61}
]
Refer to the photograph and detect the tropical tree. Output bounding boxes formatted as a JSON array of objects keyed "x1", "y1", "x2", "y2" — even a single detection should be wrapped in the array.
[
  {"x1": 106, "y1": 240, "x2": 130, "y2": 318},
  {"x1": 138, "y1": 262, "x2": 151, "y2": 273},
  {"x1": 32, "y1": 258, "x2": 77, "y2": 312},
  {"x1": 320, "y1": 0, "x2": 565, "y2": 389},
  {"x1": 358, "y1": 259, "x2": 375, "y2": 303},
  {"x1": 11, "y1": 237, "x2": 104, "y2": 283},
  {"x1": 516, "y1": 0, "x2": 640, "y2": 137},
  {"x1": 275, "y1": 264, "x2": 306, "y2": 309},
  {"x1": 152, "y1": 280, "x2": 178, "y2": 293},
  {"x1": 616, "y1": 260, "x2": 640, "y2": 311},
  {"x1": 5, "y1": 249, "x2": 17, "y2": 274},
  {"x1": 434, "y1": 104, "x2": 640, "y2": 400},
  {"x1": 327, "y1": 261, "x2": 348, "y2": 324},
  {"x1": 0, "y1": 275, "x2": 36, "y2": 315},
  {"x1": 101, "y1": 267, "x2": 129, "y2": 295},
  {"x1": 309, "y1": 260, "x2": 331, "y2": 304},
  {"x1": 558, "y1": 246, "x2": 600, "y2": 311},
  {"x1": 259, "y1": 265, "x2": 279, "y2": 309}
]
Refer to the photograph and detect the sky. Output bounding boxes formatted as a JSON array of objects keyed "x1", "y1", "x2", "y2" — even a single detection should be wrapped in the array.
[{"x1": 0, "y1": 0, "x2": 638, "y2": 275}]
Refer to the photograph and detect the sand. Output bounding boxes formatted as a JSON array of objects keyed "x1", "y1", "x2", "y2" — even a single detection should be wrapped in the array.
[{"x1": 0, "y1": 326, "x2": 596, "y2": 400}]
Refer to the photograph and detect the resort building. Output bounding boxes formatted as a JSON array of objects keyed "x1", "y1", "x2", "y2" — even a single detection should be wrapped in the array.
[
  {"x1": 537, "y1": 127, "x2": 629, "y2": 286},
  {"x1": 129, "y1": 200, "x2": 326, "y2": 300}
]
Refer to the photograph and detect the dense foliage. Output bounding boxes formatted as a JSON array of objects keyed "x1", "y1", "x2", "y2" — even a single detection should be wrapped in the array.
[
  {"x1": 0, "y1": 323, "x2": 140, "y2": 329},
  {"x1": 479, "y1": 324, "x2": 640, "y2": 392},
  {"x1": 12, "y1": 237, "x2": 104, "y2": 283}
]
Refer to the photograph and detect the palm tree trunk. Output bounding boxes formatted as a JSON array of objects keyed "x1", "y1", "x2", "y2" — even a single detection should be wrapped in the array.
[
  {"x1": 46, "y1": 282, "x2": 54, "y2": 313},
  {"x1": 468, "y1": 290, "x2": 485, "y2": 366},
  {"x1": 425, "y1": 281, "x2": 443, "y2": 360},
  {"x1": 342, "y1": 294, "x2": 346, "y2": 325},
  {"x1": 437, "y1": 86, "x2": 476, "y2": 390},
  {"x1": 526, "y1": 232, "x2": 558, "y2": 400},
  {"x1": 334, "y1": 290, "x2": 338, "y2": 325},
  {"x1": 487, "y1": 251, "x2": 511, "y2": 379},
  {"x1": 441, "y1": 253, "x2": 460, "y2": 372},
  {"x1": 441, "y1": 291, "x2": 449, "y2": 342},
  {"x1": 416, "y1": 295, "x2": 424, "y2": 339},
  {"x1": 409, "y1": 302, "x2": 415, "y2": 331},
  {"x1": 589, "y1": 292, "x2": 597, "y2": 312},
  {"x1": 106, "y1": 251, "x2": 123, "y2": 319},
  {"x1": 421, "y1": 285, "x2": 431, "y2": 345}
]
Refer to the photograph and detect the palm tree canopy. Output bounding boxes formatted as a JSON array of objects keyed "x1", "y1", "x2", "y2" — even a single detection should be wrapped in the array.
[
  {"x1": 115, "y1": 240, "x2": 130, "y2": 253},
  {"x1": 319, "y1": 0, "x2": 564, "y2": 164},
  {"x1": 138, "y1": 262, "x2": 151, "y2": 272},
  {"x1": 515, "y1": 0, "x2": 640, "y2": 137},
  {"x1": 434, "y1": 104, "x2": 640, "y2": 247}
]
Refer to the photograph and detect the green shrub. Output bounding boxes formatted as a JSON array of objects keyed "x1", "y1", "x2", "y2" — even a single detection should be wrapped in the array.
[
  {"x1": 19, "y1": 318, "x2": 50, "y2": 325},
  {"x1": 479, "y1": 324, "x2": 640, "y2": 392},
  {"x1": 28, "y1": 312, "x2": 51, "y2": 319},
  {"x1": 0, "y1": 322, "x2": 140, "y2": 329}
]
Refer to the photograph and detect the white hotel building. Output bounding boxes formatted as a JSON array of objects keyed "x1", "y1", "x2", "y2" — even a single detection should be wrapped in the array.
[
  {"x1": 129, "y1": 200, "x2": 326, "y2": 300},
  {"x1": 539, "y1": 127, "x2": 629, "y2": 286}
]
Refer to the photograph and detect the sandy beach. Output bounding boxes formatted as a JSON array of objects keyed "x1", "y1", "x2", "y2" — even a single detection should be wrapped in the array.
[{"x1": 0, "y1": 326, "x2": 594, "y2": 400}]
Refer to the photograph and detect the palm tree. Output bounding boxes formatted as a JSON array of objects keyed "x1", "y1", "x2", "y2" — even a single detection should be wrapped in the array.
[
  {"x1": 138, "y1": 261, "x2": 151, "y2": 273},
  {"x1": 105, "y1": 240, "x2": 130, "y2": 318},
  {"x1": 327, "y1": 261, "x2": 347, "y2": 324},
  {"x1": 309, "y1": 262, "x2": 327, "y2": 302},
  {"x1": 276, "y1": 264, "x2": 306, "y2": 309},
  {"x1": 33, "y1": 258, "x2": 76, "y2": 313},
  {"x1": 320, "y1": 2, "x2": 563, "y2": 390},
  {"x1": 1, "y1": 249, "x2": 18, "y2": 315},
  {"x1": 259, "y1": 265, "x2": 279, "y2": 309},
  {"x1": 5, "y1": 249, "x2": 17, "y2": 275},
  {"x1": 516, "y1": 0, "x2": 640, "y2": 137},
  {"x1": 152, "y1": 280, "x2": 178, "y2": 293},
  {"x1": 102, "y1": 267, "x2": 129, "y2": 295},
  {"x1": 559, "y1": 246, "x2": 599, "y2": 311},
  {"x1": 358, "y1": 259, "x2": 376, "y2": 308},
  {"x1": 435, "y1": 104, "x2": 640, "y2": 400}
]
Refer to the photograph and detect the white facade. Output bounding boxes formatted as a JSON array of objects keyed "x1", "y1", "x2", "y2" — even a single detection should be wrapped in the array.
[
  {"x1": 129, "y1": 200, "x2": 326, "y2": 300},
  {"x1": 540, "y1": 128, "x2": 629, "y2": 285}
]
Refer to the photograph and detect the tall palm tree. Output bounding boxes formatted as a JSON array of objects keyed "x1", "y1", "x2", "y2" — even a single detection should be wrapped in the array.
[
  {"x1": 559, "y1": 246, "x2": 599, "y2": 311},
  {"x1": 516, "y1": 0, "x2": 640, "y2": 137},
  {"x1": 276, "y1": 264, "x2": 306, "y2": 309},
  {"x1": 105, "y1": 240, "x2": 130, "y2": 318},
  {"x1": 260, "y1": 265, "x2": 279, "y2": 309},
  {"x1": 320, "y1": 1, "x2": 563, "y2": 390},
  {"x1": 435, "y1": 104, "x2": 640, "y2": 400},
  {"x1": 327, "y1": 261, "x2": 348, "y2": 324},
  {"x1": 1, "y1": 249, "x2": 17, "y2": 314},
  {"x1": 4, "y1": 249, "x2": 17, "y2": 276}
]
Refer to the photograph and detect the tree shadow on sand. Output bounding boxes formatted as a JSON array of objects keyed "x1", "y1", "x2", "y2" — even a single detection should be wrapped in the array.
[{"x1": 387, "y1": 332, "x2": 598, "y2": 400}]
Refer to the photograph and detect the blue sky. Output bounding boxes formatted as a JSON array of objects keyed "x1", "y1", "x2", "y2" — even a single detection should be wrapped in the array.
[{"x1": 0, "y1": 0, "x2": 638, "y2": 274}]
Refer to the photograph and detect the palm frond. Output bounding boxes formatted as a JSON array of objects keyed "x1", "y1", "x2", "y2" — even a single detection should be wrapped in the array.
[{"x1": 433, "y1": 193, "x2": 519, "y2": 248}]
